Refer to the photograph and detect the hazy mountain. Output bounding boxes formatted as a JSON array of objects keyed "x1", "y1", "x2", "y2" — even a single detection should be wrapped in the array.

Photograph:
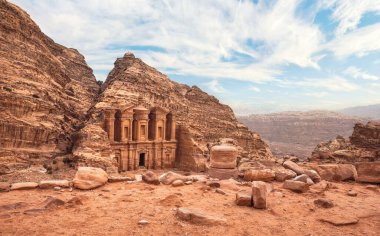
[{"x1": 339, "y1": 104, "x2": 380, "y2": 119}]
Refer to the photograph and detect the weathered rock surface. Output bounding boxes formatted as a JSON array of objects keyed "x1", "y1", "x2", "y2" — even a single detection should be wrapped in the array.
[
  {"x1": 210, "y1": 145, "x2": 237, "y2": 169},
  {"x1": 311, "y1": 122, "x2": 380, "y2": 163},
  {"x1": 235, "y1": 192, "x2": 252, "y2": 206},
  {"x1": 208, "y1": 167, "x2": 238, "y2": 180},
  {"x1": 142, "y1": 171, "x2": 160, "y2": 185},
  {"x1": 304, "y1": 169, "x2": 321, "y2": 183},
  {"x1": 0, "y1": 1, "x2": 99, "y2": 171},
  {"x1": 283, "y1": 180, "x2": 309, "y2": 193},
  {"x1": 10, "y1": 182, "x2": 38, "y2": 190},
  {"x1": 176, "y1": 207, "x2": 227, "y2": 225},
  {"x1": 355, "y1": 162, "x2": 380, "y2": 183},
  {"x1": 274, "y1": 168, "x2": 297, "y2": 182},
  {"x1": 72, "y1": 167, "x2": 108, "y2": 190},
  {"x1": 87, "y1": 53, "x2": 273, "y2": 171},
  {"x1": 243, "y1": 169, "x2": 275, "y2": 182},
  {"x1": 172, "y1": 180, "x2": 184, "y2": 187},
  {"x1": 38, "y1": 180, "x2": 70, "y2": 189},
  {"x1": 314, "y1": 164, "x2": 357, "y2": 182},
  {"x1": 293, "y1": 174, "x2": 314, "y2": 185},
  {"x1": 159, "y1": 171, "x2": 190, "y2": 185},
  {"x1": 314, "y1": 198, "x2": 334, "y2": 208},
  {"x1": 252, "y1": 181, "x2": 267, "y2": 209},
  {"x1": 283, "y1": 160, "x2": 304, "y2": 175},
  {"x1": 0, "y1": 182, "x2": 10, "y2": 192},
  {"x1": 319, "y1": 216, "x2": 359, "y2": 226}
]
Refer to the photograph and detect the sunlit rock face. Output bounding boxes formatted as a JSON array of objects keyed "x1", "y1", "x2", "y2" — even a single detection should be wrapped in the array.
[
  {"x1": 92, "y1": 53, "x2": 273, "y2": 171},
  {"x1": 0, "y1": 0, "x2": 99, "y2": 170}
]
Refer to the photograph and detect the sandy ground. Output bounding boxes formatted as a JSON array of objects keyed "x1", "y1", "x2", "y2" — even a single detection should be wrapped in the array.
[{"x1": 0, "y1": 172, "x2": 379, "y2": 236}]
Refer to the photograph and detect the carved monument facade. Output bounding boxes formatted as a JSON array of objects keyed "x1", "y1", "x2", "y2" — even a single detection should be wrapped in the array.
[{"x1": 104, "y1": 105, "x2": 176, "y2": 171}]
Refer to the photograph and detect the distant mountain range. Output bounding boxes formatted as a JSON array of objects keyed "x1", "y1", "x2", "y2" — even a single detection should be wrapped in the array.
[
  {"x1": 339, "y1": 104, "x2": 380, "y2": 119},
  {"x1": 238, "y1": 110, "x2": 371, "y2": 159}
]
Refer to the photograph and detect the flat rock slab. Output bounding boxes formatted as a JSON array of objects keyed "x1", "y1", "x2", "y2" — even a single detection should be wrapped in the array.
[
  {"x1": 108, "y1": 176, "x2": 134, "y2": 183},
  {"x1": 319, "y1": 216, "x2": 359, "y2": 226},
  {"x1": 176, "y1": 207, "x2": 227, "y2": 225},
  {"x1": 39, "y1": 180, "x2": 70, "y2": 189},
  {"x1": 10, "y1": 182, "x2": 39, "y2": 190}
]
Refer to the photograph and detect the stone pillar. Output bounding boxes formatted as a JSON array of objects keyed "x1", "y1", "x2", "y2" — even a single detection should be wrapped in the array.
[
  {"x1": 105, "y1": 109, "x2": 116, "y2": 143},
  {"x1": 170, "y1": 117, "x2": 176, "y2": 141}
]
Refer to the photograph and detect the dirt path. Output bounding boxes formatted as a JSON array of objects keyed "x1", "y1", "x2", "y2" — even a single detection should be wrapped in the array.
[{"x1": 0, "y1": 177, "x2": 379, "y2": 235}]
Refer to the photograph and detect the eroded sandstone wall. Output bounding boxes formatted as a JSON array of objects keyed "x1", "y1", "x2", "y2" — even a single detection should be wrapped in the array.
[{"x1": 0, "y1": 0, "x2": 99, "y2": 171}]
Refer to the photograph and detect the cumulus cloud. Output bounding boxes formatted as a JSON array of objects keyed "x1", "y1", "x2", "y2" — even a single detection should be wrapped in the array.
[
  {"x1": 279, "y1": 76, "x2": 358, "y2": 92},
  {"x1": 343, "y1": 66, "x2": 379, "y2": 81},
  {"x1": 205, "y1": 80, "x2": 226, "y2": 94}
]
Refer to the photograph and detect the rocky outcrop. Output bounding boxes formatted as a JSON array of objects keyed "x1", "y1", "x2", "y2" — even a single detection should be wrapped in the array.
[
  {"x1": 86, "y1": 53, "x2": 272, "y2": 170},
  {"x1": 239, "y1": 111, "x2": 366, "y2": 159},
  {"x1": 311, "y1": 122, "x2": 380, "y2": 163},
  {"x1": 0, "y1": 1, "x2": 99, "y2": 171}
]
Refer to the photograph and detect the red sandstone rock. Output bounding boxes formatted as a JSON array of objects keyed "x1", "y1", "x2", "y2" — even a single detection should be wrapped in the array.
[
  {"x1": 10, "y1": 182, "x2": 38, "y2": 190},
  {"x1": 38, "y1": 180, "x2": 70, "y2": 189},
  {"x1": 243, "y1": 169, "x2": 275, "y2": 182},
  {"x1": 176, "y1": 207, "x2": 227, "y2": 225},
  {"x1": 314, "y1": 164, "x2": 357, "y2": 182},
  {"x1": 72, "y1": 167, "x2": 108, "y2": 190},
  {"x1": 274, "y1": 168, "x2": 297, "y2": 182},
  {"x1": 252, "y1": 181, "x2": 267, "y2": 209},
  {"x1": 142, "y1": 171, "x2": 160, "y2": 185},
  {"x1": 208, "y1": 167, "x2": 238, "y2": 180},
  {"x1": 283, "y1": 180, "x2": 309, "y2": 193},
  {"x1": 235, "y1": 192, "x2": 252, "y2": 206},
  {"x1": 210, "y1": 145, "x2": 237, "y2": 169},
  {"x1": 283, "y1": 160, "x2": 305, "y2": 175},
  {"x1": 355, "y1": 162, "x2": 380, "y2": 183}
]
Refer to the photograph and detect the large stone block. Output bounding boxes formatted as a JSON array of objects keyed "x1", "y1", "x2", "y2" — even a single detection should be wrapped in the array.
[
  {"x1": 73, "y1": 167, "x2": 108, "y2": 190},
  {"x1": 252, "y1": 181, "x2": 267, "y2": 209},
  {"x1": 210, "y1": 145, "x2": 237, "y2": 169},
  {"x1": 355, "y1": 162, "x2": 380, "y2": 183},
  {"x1": 208, "y1": 167, "x2": 238, "y2": 180},
  {"x1": 315, "y1": 164, "x2": 357, "y2": 182},
  {"x1": 244, "y1": 169, "x2": 275, "y2": 182},
  {"x1": 283, "y1": 180, "x2": 309, "y2": 193}
]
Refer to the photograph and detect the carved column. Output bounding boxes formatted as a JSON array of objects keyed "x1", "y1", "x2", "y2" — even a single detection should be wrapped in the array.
[
  {"x1": 170, "y1": 115, "x2": 176, "y2": 141},
  {"x1": 105, "y1": 109, "x2": 116, "y2": 143}
]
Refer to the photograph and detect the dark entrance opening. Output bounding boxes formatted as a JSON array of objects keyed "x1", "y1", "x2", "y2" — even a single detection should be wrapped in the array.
[{"x1": 139, "y1": 153, "x2": 145, "y2": 167}]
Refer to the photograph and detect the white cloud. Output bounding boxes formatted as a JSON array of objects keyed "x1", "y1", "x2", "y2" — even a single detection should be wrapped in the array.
[
  {"x1": 305, "y1": 92, "x2": 328, "y2": 98},
  {"x1": 322, "y1": 0, "x2": 380, "y2": 36},
  {"x1": 205, "y1": 80, "x2": 226, "y2": 93},
  {"x1": 279, "y1": 76, "x2": 358, "y2": 92},
  {"x1": 249, "y1": 86, "x2": 261, "y2": 92},
  {"x1": 343, "y1": 66, "x2": 379, "y2": 81},
  {"x1": 371, "y1": 83, "x2": 380, "y2": 88},
  {"x1": 325, "y1": 23, "x2": 380, "y2": 58}
]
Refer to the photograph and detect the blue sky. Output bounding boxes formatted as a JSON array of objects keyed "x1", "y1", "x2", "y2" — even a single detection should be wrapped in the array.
[{"x1": 10, "y1": 0, "x2": 380, "y2": 114}]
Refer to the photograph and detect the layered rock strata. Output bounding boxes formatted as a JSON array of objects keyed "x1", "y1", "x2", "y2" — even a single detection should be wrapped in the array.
[{"x1": 0, "y1": 0, "x2": 99, "y2": 172}]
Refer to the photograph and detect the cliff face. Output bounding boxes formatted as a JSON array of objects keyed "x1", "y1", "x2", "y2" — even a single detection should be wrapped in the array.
[
  {"x1": 238, "y1": 111, "x2": 366, "y2": 159},
  {"x1": 0, "y1": 0, "x2": 99, "y2": 172},
  {"x1": 91, "y1": 53, "x2": 272, "y2": 170},
  {"x1": 311, "y1": 121, "x2": 380, "y2": 163}
]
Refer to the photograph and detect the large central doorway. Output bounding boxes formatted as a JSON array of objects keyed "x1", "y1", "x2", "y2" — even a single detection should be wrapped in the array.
[{"x1": 139, "y1": 153, "x2": 145, "y2": 167}]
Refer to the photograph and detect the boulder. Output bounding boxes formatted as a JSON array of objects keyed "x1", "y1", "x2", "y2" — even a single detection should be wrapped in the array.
[
  {"x1": 243, "y1": 169, "x2": 275, "y2": 182},
  {"x1": 159, "y1": 171, "x2": 190, "y2": 185},
  {"x1": 314, "y1": 198, "x2": 334, "y2": 208},
  {"x1": 293, "y1": 174, "x2": 314, "y2": 185},
  {"x1": 38, "y1": 180, "x2": 70, "y2": 189},
  {"x1": 142, "y1": 171, "x2": 160, "y2": 185},
  {"x1": 108, "y1": 176, "x2": 134, "y2": 183},
  {"x1": 10, "y1": 182, "x2": 39, "y2": 190},
  {"x1": 355, "y1": 162, "x2": 380, "y2": 183},
  {"x1": 252, "y1": 181, "x2": 267, "y2": 209},
  {"x1": 315, "y1": 164, "x2": 357, "y2": 182},
  {"x1": 310, "y1": 180, "x2": 332, "y2": 193},
  {"x1": 72, "y1": 167, "x2": 108, "y2": 190},
  {"x1": 172, "y1": 180, "x2": 184, "y2": 187},
  {"x1": 235, "y1": 192, "x2": 252, "y2": 206},
  {"x1": 274, "y1": 168, "x2": 297, "y2": 182},
  {"x1": 176, "y1": 207, "x2": 227, "y2": 225},
  {"x1": 0, "y1": 182, "x2": 10, "y2": 192},
  {"x1": 207, "y1": 180, "x2": 221, "y2": 188},
  {"x1": 283, "y1": 180, "x2": 309, "y2": 193},
  {"x1": 208, "y1": 167, "x2": 238, "y2": 180},
  {"x1": 210, "y1": 145, "x2": 237, "y2": 169},
  {"x1": 215, "y1": 188, "x2": 226, "y2": 195},
  {"x1": 304, "y1": 169, "x2": 321, "y2": 183},
  {"x1": 283, "y1": 160, "x2": 304, "y2": 175}
]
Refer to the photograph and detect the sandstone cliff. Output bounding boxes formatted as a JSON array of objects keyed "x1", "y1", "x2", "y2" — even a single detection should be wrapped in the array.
[
  {"x1": 311, "y1": 121, "x2": 380, "y2": 163},
  {"x1": 0, "y1": 0, "x2": 99, "y2": 173},
  {"x1": 238, "y1": 111, "x2": 366, "y2": 159},
  {"x1": 89, "y1": 53, "x2": 273, "y2": 170}
]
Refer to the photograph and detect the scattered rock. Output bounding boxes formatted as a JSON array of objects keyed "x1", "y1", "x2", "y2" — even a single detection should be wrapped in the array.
[
  {"x1": 42, "y1": 197, "x2": 65, "y2": 209},
  {"x1": 54, "y1": 186, "x2": 61, "y2": 191},
  {"x1": 319, "y1": 216, "x2": 359, "y2": 226},
  {"x1": 314, "y1": 198, "x2": 334, "y2": 208},
  {"x1": 24, "y1": 208, "x2": 46, "y2": 215},
  {"x1": 304, "y1": 169, "x2": 321, "y2": 183},
  {"x1": 310, "y1": 180, "x2": 332, "y2": 193},
  {"x1": 159, "y1": 172, "x2": 190, "y2": 185},
  {"x1": 39, "y1": 180, "x2": 70, "y2": 189},
  {"x1": 10, "y1": 182, "x2": 39, "y2": 190},
  {"x1": 67, "y1": 196, "x2": 85, "y2": 206},
  {"x1": 274, "y1": 168, "x2": 297, "y2": 182},
  {"x1": 108, "y1": 176, "x2": 134, "y2": 183},
  {"x1": 283, "y1": 160, "x2": 305, "y2": 175},
  {"x1": 215, "y1": 188, "x2": 226, "y2": 195},
  {"x1": 138, "y1": 220, "x2": 149, "y2": 225},
  {"x1": 244, "y1": 169, "x2": 275, "y2": 182},
  {"x1": 0, "y1": 202, "x2": 28, "y2": 211},
  {"x1": 236, "y1": 192, "x2": 252, "y2": 206},
  {"x1": 283, "y1": 180, "x2": 309, "y2": 193},
  {"x1": 159, "y1": 194, "x2": 183, "y2": 207},
  {"x1": 72, "y1": 167, "x2": 108, "y2": 190},
  {"x1": 142, "y1": 171, "x2": 160, "y2": 185},
  {"x1": 347, "y1": 190, "x2": 357, "y2": 197},
  {"x1": 219, "y1": 178, "x2": 240, "y2": 191},
  {"x1": 0, "y1": 182, "x2": 10, "y2": 192},
  {"x1": 365, "y1": 185, "x2": 378, "y2": 192},
  {"x1": 172, "y1": 180, "x2": 184, "y2": 187},
  {"x1": 184, "y1": 180, "x2": 193, "y2": 185},
  {"x1": 207, "y1": 180, "x2": 220, "y2": 188},
  {"x1": 176, "y1": 207, "x2": 227, "y2": 225},
  {"x1": 252, "y1": 181, "x2": 267, "y2": 209}
]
